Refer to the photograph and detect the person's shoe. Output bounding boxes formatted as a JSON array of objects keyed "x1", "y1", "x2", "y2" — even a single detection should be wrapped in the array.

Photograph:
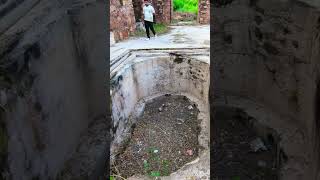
[
  {"x1": 145, "y1": 38, "x2": 150, "y2": 41},
  {"x1": 155, "y1": 34, "x2": 158, "y2": 38}
]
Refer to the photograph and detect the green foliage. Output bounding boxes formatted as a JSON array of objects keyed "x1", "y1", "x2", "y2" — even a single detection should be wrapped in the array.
[
  {"x1": 142, "y1": 147, "x2": 171, "y2": 177},
  {"x1": 153, "y1": 24, "x2": 168, "y2": 34},
  {"x1": 132, "y1": 23, "x2": 169, "y2": 37},
  {"x1": 162, "y1": 159, "x2": 170, "y2": 176},
  {"x1": 150, "y1": 171, "x2": 161, "y2": 177},
  {"x1": 173, "y1": 0, "x2": 198, "y2": 14}
]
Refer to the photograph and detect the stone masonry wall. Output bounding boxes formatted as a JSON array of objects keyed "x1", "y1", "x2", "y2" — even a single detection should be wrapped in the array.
[
  {"x1": 0, "y1": 0, "x2": 108, "y2": 179},
  {"x1": 198, "y1": 0, "x2": 210, "y2": 24},
  {"x1": 151, "y1": 0, "x2": 172, "y2": 24},
  {"x1": 110, "y1": 0, "x2": 136, "y2": 41},
  {"x1": 173, "y1": 11, "x2": 197, "y2": 21},
  {"x1": 212, "y1": 0, "x2": 320, "y2": 179},
  {"x1": 132, "y1": 0, "x2": 143, "y2": 22},
  {"x1": 110, "y1": 50, "x2": 209, "y2": 158}
]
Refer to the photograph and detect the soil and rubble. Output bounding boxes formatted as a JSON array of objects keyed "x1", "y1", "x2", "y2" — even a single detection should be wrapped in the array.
[{"x1": 112, "y1": 95, "x2": 201, "y2": 178}]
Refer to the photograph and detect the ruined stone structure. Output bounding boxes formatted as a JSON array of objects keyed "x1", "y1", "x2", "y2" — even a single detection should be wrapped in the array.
[
  {"x1": 110, "y1": 48, "x2": 210, "y2": 179},
  {"x1": 6, "y1": 0, "x2": 320, "y2": 179},
  {"x1": 213, "y1": 0, "x2": 320, "y2": 179},
  {"x1": 111, "y1": 0, "x2": 210, "y2": 42},
  {"x1": 151, "y1": 0, "x2": 172, "y2": 24},
  {"x1": 132, "y1": 0, "x2": 144, "y2": 22},
  {"x1": 110, "y1": 0, "x2": 136, "y2": 41},
  {"x1": 198, "y1": 0, "x2": 210, "y2": 24},
  {"x1": 131, "y1": 0, "x2": 210, "y2": 24},
  {"x1": 173, "y1": 11, "x2": 197, "y2": 22},
  {"x1": 0, "y1": 0, "x2": 108, "y2": 179}
]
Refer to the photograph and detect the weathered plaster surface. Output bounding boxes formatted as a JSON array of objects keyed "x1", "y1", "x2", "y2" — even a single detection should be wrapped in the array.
[
  {"x1": 212, "y1": 0, "x2": 320, "y2": 179},
  {"x1": 0, "y1": 0, "x2": 108, "y2": 179}
]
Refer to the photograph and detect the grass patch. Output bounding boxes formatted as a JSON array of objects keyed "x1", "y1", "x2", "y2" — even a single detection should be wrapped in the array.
[
  {"x1": 143, "y1": 147, "x2": 170, "y2": 177},
  {"x1": 131, "y1": 23, "x2": 170, "y2": 37},
  {"x1": 173, "y1": 0, "x2": 198, "y2": 14}
]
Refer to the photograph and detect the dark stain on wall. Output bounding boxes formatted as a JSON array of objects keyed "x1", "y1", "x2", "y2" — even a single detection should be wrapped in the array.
[
  {"x1": 292, "y1": 40, "x2": 299, "y2": 49},
  {"x1": 223, "y1": 34, "x2": 232, "y2": 44},
  {"x1": 192, "y1": 75, "x2": 198, "y2": 79},
  {"x1": 34, "y1": 101, "x2": 42, "y2": 112},
  {"x1": 213, "y1": 0, "x2": 233, "y2": 7},
  {"x1": 0, "y1": 109, "x2": 8, "y2": 179},
  {"x1": 317, "y1": 16, "x2": 320, "y2": 29},
  {"x1": 282, "y1": 27, "x2": 291, "y2": 35},
  {"x1": 254, "y1": 15, "x2": 263, "y2": 25},
  {"x1": 170, "y1": 53, "x2": 184, "y2": 64},
  {"x1": 263, "y1": 42, "x2": 280, "y2": 55},
  {"x1": 254, "y1": 27, "x2": 263, "y2": 41},
  {"x1": 314, "y1": 79, "x2": 320, "y2": 174},
  {"x1": 24, "y1": 42, "x2": 41, "y2": 60},
  {"x1": 111, "y1": 75, "x2": 123, "y2": 90},
  {"x1": 249, "y1": 0, "x2": 259, "y2": 7},
  {"x1": 279, "y1": 38, "x2": 287, "y2": 47}
]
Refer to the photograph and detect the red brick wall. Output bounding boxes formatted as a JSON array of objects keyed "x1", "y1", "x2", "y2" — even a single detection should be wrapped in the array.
[
  {"x1": 198, "y1": 0, "x2": 210, "y2": 24},
  {"x1": 151, "y1": 0, "x2": 172, "y2": 24},
  {"x1": 110, "y1": 0, "x2": 136, "y2": 41}
]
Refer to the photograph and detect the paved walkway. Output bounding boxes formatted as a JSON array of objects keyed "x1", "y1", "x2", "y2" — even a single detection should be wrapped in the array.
[{"x1": 110, "y1": 25, "x2": 210, "y2": 60}]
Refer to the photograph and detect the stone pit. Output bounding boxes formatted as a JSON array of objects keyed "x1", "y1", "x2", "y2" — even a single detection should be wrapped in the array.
[{"x1": 110, "y1": 48, "x2": 210, "y2": 179}]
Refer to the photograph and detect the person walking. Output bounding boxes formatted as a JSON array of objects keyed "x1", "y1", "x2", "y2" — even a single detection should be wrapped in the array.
[{"x1": 142, "y1": 0, "x2": 157, "y2": 40}]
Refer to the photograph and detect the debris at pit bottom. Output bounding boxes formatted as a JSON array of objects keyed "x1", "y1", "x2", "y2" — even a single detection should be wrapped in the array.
[{"x1": 250, "y1": 138, "x2": 267, "y2": 152}]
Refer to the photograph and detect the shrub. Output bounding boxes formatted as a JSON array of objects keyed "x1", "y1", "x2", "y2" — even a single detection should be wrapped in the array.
[{"x1": 173, "y1": 0, "x2": 198, "y2": 14}]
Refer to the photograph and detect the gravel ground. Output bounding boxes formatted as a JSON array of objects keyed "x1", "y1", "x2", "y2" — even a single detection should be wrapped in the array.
[{"x1": 112, "y1": 95, "x2": 201, "y2": 178}]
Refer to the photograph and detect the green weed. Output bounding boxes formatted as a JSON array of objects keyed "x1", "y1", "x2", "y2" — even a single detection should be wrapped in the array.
[
  {"x1": 142, "y1": 147, "x2": 171, "y2": 177},
  {"x1": 132, "y1": 24, "x2": 170, "y2": 37}
]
